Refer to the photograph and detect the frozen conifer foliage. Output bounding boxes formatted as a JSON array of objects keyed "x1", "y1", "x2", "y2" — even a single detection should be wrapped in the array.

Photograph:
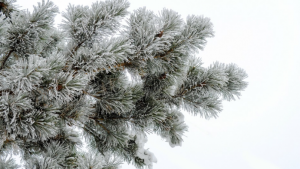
[{"x1": 0, "y1": 0, "x2": 248, "y2": 168}]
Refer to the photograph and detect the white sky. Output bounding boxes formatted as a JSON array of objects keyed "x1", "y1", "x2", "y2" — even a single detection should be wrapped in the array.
[{"x1": 18, "y1": 0, "x2": 300, "y2": 169}]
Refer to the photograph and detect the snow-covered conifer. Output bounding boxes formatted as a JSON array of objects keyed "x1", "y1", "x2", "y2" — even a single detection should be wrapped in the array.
[{"x1": 0, "y1": 0, "x2": 247, "y2": 168}]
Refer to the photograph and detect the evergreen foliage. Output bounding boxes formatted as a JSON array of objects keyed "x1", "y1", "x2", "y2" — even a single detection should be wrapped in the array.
[{"x1": 0, "y1": 0, "x2": 248, "y2": 168}]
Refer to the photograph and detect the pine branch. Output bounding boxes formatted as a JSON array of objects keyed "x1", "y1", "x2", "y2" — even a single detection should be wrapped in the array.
[
  {"x1": 89, "y1": 116, "x2": 131, "y2": 122},
  {"x1": 95, "y1": 120, "x2": 110, "y2": 133},
  {"x1": 173, "y1": 82, "x2": 207, "y2": 98},
  {"x1": 69, "y1": 22, "x2": 104, "y2": 57},
  {"x1": 0, "y1": 49, "x2": 13, "y2": 70}
]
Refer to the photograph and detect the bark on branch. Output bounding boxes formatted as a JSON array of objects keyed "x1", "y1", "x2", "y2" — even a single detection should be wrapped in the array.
[{"x1": 0, "y1": 50, "x2": 13, "y2": 70}]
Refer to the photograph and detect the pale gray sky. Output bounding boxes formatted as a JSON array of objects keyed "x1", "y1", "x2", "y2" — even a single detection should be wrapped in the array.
[{"x1": 18, "y1": 0, "x2": 300, "y2": 168}]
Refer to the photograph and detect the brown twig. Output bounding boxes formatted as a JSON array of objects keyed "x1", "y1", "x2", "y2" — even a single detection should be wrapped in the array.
[
  {"x1": 0, "y1": 50, "x2": 13, "y2": 70},
  {"x1": 69, "y1": 40, "x2": 85, "y2": 57},
  {"x1": 173, "y1": 82, "x2": 206, "y2": 98},
  {"x1": 95, "y1": 120, "x2": 110, "y2": 133}
]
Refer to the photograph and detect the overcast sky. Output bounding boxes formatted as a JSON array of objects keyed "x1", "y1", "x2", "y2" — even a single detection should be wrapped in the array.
[{"x1": 18, "y1": 0, "x2": 300, "y2": 169}]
